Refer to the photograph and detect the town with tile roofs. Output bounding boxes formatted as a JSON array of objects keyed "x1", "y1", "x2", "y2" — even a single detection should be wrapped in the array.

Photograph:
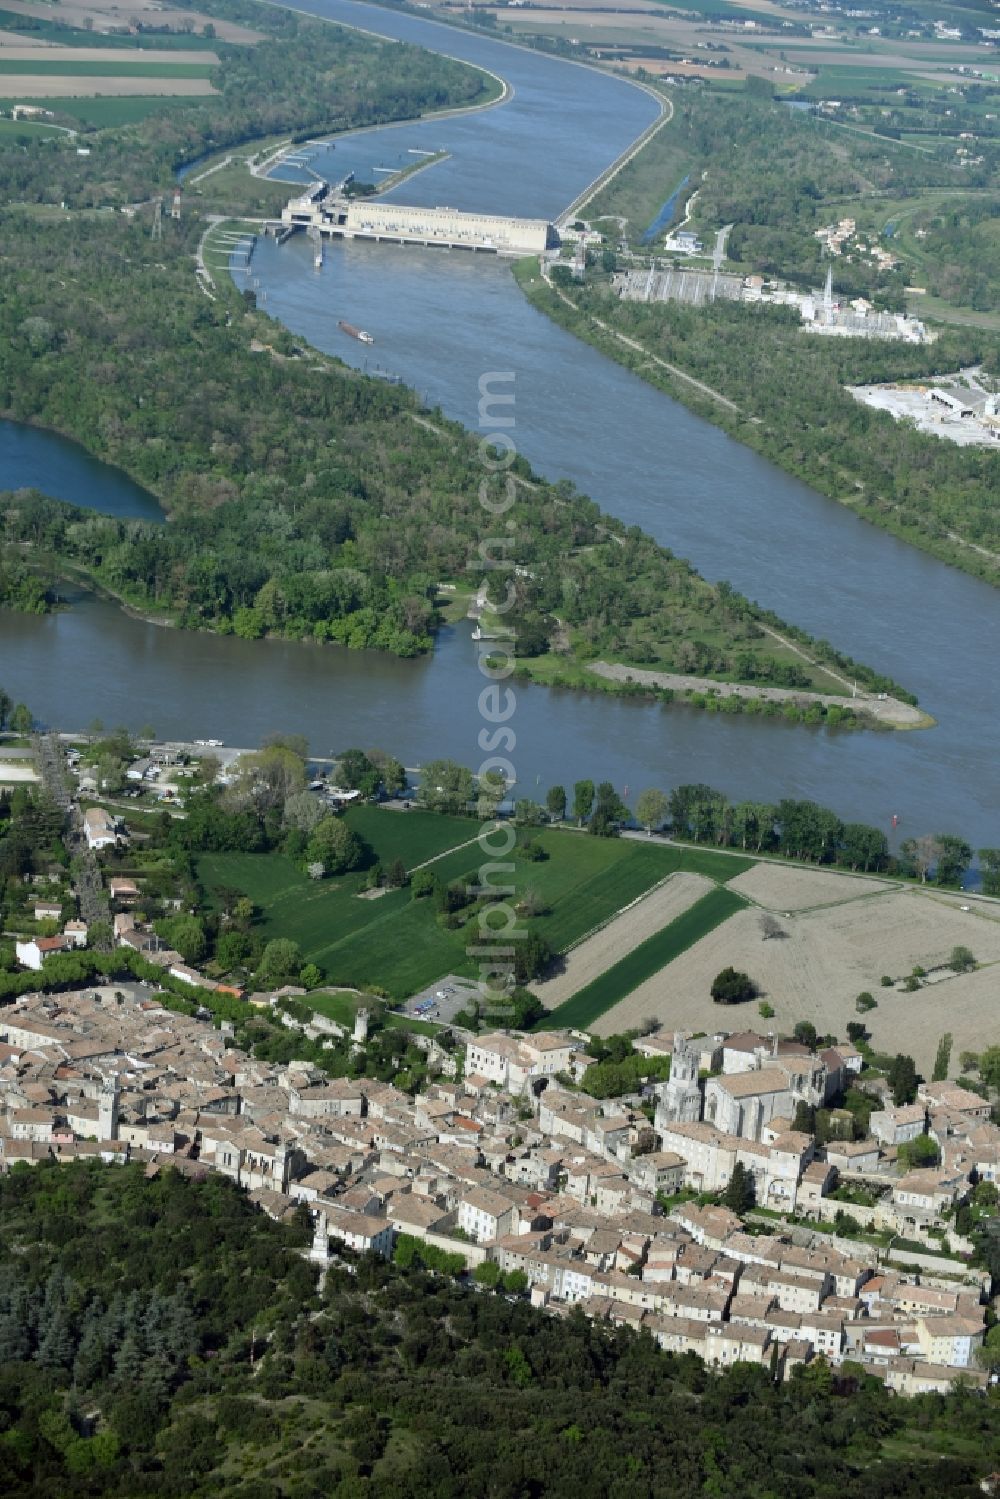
[{"x1": 2, "y1": 978, "x2": 996, "y2": 1396}]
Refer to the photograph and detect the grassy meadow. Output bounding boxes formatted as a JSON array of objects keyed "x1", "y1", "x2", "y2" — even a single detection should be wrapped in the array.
[
  {"x1": 7, "y1": 95, "x2": 210, "y2": 126},
  {"x1": 198, "y1": 808, "x2": 747, "y2": 1000}
]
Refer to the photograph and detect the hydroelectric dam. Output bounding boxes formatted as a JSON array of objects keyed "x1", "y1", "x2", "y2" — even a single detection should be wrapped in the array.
[{"x1": 281, "y1": 180, "x2": 557, "y2": 256}]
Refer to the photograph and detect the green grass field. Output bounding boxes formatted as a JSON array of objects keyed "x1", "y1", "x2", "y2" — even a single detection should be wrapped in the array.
[
  {"x1": 9, "y1": 95, "x2": 211, "y2": 126},
  {"x1": 197, "y1": 810, "x2": 751, "y2": 999},
  {"x1": 541, "y1": 885, "x2": 746, "y2": 1031},
  {"x1": 304, "y1": 990, "x2": 440, "y2": 1035},
  {"x1": 345, "y1": 806, "x2": 477, "y2": 868},
  {"x1": 795, "y1": 67, "x2": 930, "y2": 102},
  {"x1": 0, "y1": 117, "x2": 64, "y2": 139},
  {"x1": 650, "y1": 0, "x2": 784, "y2": 22},
  {"x1": 0, "y1": 60, "x2": 216, "y2": 77}
]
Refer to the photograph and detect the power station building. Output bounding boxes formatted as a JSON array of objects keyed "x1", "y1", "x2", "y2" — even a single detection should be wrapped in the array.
[{"x1": 282, "y1": 182, "x2": 556, "y2": 256}]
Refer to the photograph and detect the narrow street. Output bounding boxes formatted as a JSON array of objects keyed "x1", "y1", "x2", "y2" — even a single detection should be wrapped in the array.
[{"x1": 34, "y1": 733, "x2": 111, "y2": 940}]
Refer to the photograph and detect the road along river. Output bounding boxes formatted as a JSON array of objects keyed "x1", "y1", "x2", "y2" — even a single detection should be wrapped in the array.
[{"x1": 2, "y1": 0, "x2": 999, "y2": 847}]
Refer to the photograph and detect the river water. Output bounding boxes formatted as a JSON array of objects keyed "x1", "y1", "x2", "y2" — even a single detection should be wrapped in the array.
[
  {"x1": 1, "y1": 0, "x2": 999, "y2": 846},
  {"x1": 0, "y1": 420, "x2": 162, "y2": 522}
]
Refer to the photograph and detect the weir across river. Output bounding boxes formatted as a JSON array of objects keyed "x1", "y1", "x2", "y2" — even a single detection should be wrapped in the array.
[{"x1": 281, "y1": 180, "x2": 556, "y2": 256}]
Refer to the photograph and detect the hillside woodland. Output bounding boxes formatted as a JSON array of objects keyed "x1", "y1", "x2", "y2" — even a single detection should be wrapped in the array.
[{"x1": 0, "y1": 1161, "x2": 998, "y2": 1498}]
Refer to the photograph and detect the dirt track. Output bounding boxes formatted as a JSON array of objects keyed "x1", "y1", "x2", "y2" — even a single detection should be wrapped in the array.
[
  {"x1": 533, "y1": 871, "x2": 714, "y2": 1008},
  {"x1": 0, "y1": 76, "x2": 217, "y2": 97},
  {"x1": 589, "y1": 662, "x2": 929, "y2": 729}
]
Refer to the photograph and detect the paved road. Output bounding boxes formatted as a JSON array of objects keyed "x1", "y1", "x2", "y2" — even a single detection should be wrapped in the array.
[
  {"x1": 35, "y1": 734, "x2": 111, "y2": 940},
  {"x1": 713, "y1": 223, "x2": 732, "y2": 272}
]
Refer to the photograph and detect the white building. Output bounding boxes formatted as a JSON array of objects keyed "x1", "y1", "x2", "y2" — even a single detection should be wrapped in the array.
[
  {"x1": 313, "y1": 1205, "x2": 395, "y2": 1260},
  {"x1": 457, "y1": 1185, "x2": 518, "y2": 1243},
  {"x1": 83, "y1": 807, "x2": 125, "y2": 851},
  {"x1": 892, "y1": 1168, "x2": 969, "y2": 1225},
  {"x1": 870, "y1": 1103, "x2": 925, "y2": 1147},
  {"x1": 465, "y1": 1031, "x2": 574, "y2": 1096},
  {"x1": 15, "y1": 935, "x2": 71, "y2": 970},
  {"x1": 704, "y1": 1068, "x2": 797, "y2": 1141},
  {"x1": 655, "y1": 1033, "x2": 703, "y2": 1127},
  {"x1": 915, "y1": 1314, "x2": 984, "y2": 1370}
]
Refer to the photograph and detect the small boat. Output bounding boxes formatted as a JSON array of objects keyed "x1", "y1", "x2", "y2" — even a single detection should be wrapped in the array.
[{"x1": 339, "y1": 320, "x2": 374, "y2": 345}]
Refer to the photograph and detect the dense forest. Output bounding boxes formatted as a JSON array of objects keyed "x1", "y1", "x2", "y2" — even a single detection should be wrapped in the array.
[
  {"x1": 0, "y1": 230, "x2": 910, "y2": 693},
  {"x1": 0, "y1": 1161, "x2": 998, "y2": 1498},
  {"x1": 907, "y1": 195, "x2": 1000, "y2": 312}
]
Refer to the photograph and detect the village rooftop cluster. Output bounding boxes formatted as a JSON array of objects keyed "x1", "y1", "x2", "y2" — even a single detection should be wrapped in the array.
[{"x1": 0, "y1": 985, "x2": 995, "y2": 1396}]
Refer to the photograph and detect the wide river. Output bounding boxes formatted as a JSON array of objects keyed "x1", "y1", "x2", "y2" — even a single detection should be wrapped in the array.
[{"x1": 2, "y1": 0, "x2": 999, "y2": 846}]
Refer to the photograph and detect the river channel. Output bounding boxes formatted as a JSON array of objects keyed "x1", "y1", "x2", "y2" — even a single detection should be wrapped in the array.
[{"x1": 1, "y1": 0, "x2": 999, "y2": 846}]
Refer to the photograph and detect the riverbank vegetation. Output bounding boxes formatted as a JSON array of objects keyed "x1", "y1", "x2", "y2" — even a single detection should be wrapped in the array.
[
  {"x1": 549, "y1": 84, "x2": 1000, "y2": 582},
  {"x1": 3, "y1": 1161, "x2": 999, "y2": 1499},
  {"x1": 522, "y1": 271, "x2": 1000, "y2": 582},
  {"x1": 0, "y1": 0, "x2": 917, "y2": 712}
]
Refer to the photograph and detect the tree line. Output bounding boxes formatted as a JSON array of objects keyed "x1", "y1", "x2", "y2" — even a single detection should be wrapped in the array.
[{"x1": 414, "y1": 760, "x2": 984, "y2": 884}]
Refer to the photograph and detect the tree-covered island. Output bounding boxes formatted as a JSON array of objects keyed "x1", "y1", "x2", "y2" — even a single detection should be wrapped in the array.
[{"x1": 0, "y1": 0, "x2": 916, "y2": 727}]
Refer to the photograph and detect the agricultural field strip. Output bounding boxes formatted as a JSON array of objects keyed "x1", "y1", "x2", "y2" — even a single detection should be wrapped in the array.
[
  {"x1": 542, "y1": 886, "x2": 747, "y2": 1031},
  {"x1": 0, "y1": 59, "x2": 217, "y2": 74},
  {"x1": 532, "y1": 870, "x2": 715, "y2": 1007},
  {"x1": 595, "y1": 887, "x2": 1000, "y2": 1067},
  {"x1": 726, "y1": 862, "x2": 896, "y2": 913},
  {"x1": 0, "y1": 77, "x2": 217, "y2": 96},
  {"x1": 0, "y1": 46, "x2": 220, "y2": 62}
]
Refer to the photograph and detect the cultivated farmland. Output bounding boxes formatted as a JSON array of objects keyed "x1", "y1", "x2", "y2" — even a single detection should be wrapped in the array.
[
  {"x1": 531, "y1": 871, "x2": 716, "y2": 1008},
  {"x1": 0, "y1": 75, "x2": 217, "y2": 97},
  {"x1": 541, "y1": 886, "x2": 747, "y2": 1032},
  {"x1": 196, "y1": 811, "x2": 746, "y2": 1000},
  {"x1": 594, "y1": 874, "x2": 1000, "y2": 1071}
]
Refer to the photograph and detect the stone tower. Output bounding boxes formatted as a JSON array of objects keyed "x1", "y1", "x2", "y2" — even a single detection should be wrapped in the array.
[
  {"x1": 310, "y1": 1209, "x2": 330, "y2": 1265},
  {"x1": 353, "y1": 1007, "x2": 370, "y2": 1045},
  {"x1": 655, "y1": 1033, "x2": 703, "y2": 1129},
  {"x1": 98, "y1": 1075, "x2": 120, "y2": 1141}
]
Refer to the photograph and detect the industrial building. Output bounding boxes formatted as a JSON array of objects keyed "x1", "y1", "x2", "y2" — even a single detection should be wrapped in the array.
[{"x1": 282, "y1": 181, "x2": 556, "y2": 257}]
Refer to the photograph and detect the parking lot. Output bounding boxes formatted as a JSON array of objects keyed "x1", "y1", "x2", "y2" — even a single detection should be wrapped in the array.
[{"x1": 398, "y1": 974, "x2": 485, "y2": 1027}]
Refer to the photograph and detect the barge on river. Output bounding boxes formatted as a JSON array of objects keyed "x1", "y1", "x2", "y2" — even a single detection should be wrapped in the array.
[{"x1": 338, "y1": 320, "x2": 375, "y2": 345}]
